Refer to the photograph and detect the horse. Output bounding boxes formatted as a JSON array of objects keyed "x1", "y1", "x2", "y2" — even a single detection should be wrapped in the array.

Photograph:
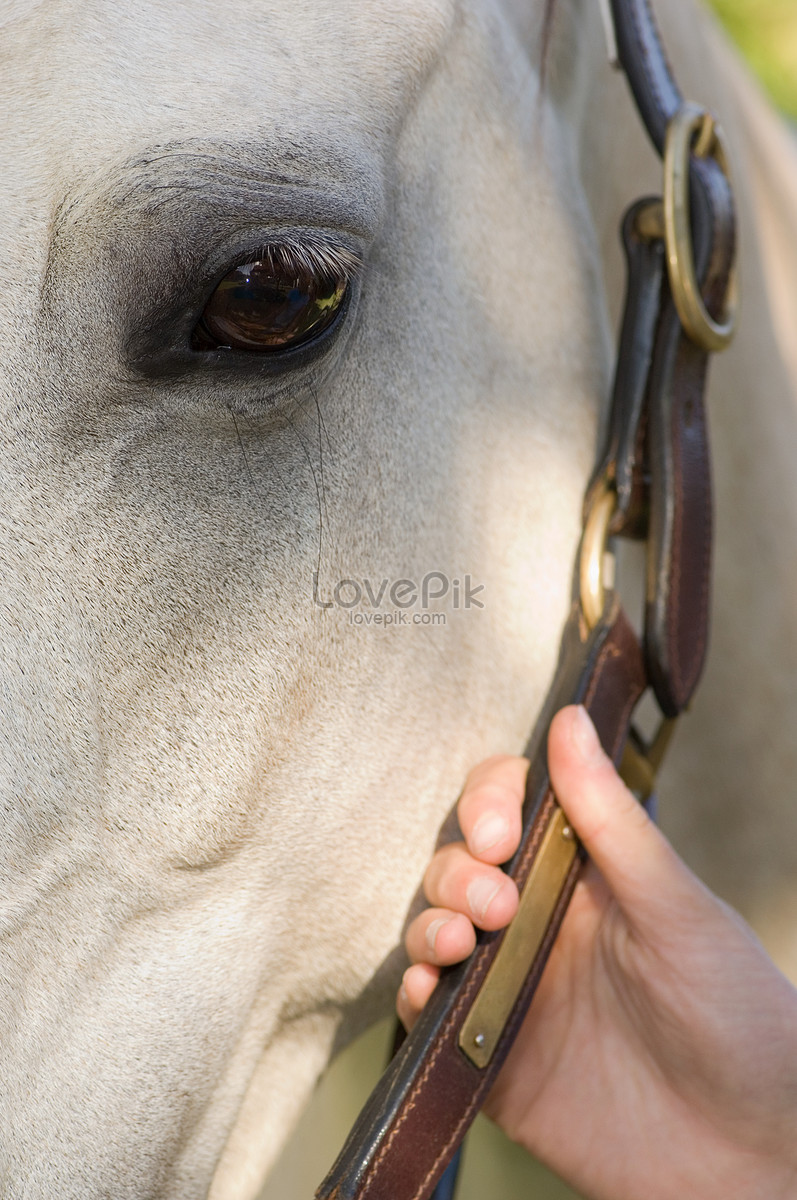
[{"x1": 1, "y1": 0, "x2": 795, "y2": 1197}]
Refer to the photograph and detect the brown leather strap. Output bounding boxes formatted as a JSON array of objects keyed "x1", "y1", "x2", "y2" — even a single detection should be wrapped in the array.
[
  {"x1": 609, "y1": 0, "x2": 683, "y2": 151},
  {"x1": 643, "y1": 161, "x2": 734, "y2": 713},
  {"x1": 606, "y1": 0, "x2": 735, "y2": 712},
  {"x1": 316, "y1": 600, "x2": 646, "y2": 1200},
  {"x1": 316, "y1": 2, "x2": 737, "y2": 1197},
  {"x1": 586, "y1": 199, "x2": 666, "y2": 537}
]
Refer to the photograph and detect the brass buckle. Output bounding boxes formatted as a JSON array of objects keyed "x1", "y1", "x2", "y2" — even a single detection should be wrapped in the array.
[{"x1": 580, "y1": 480, "x2": 678, "y2": 799}]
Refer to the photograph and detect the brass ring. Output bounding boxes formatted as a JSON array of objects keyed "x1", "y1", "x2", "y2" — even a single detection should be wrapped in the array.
[
  {"x1": 579, "y1": 483, "x2": 617, "y2": 630},
  {"x1": 663, "y1": 101, "x2": 738, "y2": 352}
]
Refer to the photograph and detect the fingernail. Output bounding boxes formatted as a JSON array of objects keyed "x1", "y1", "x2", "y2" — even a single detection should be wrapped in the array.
[
  {"x1": 570, "y1": 705, "x2": 605, "y2": 765},
  {"x1": 466, "y1": 876, "x2": 502, "y2": 920},
  {"x1": 470, "y1": 811, "x2": 509, "y2": 855},
  {"x1": 425, "y1": 916, "x2": 454, "y2": 955}
]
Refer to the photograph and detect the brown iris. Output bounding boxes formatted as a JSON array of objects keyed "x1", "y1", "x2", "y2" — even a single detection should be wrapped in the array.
[{"x1": 193, "y1": 255, "x2": 349, "y2": 352}]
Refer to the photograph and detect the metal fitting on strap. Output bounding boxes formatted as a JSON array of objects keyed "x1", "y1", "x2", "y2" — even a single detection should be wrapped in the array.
[
  {"x1": 579, "y1": 481, "x2": 617, "y2": 630},
  {"x1": 620, "y1": 715, "x2": 678, "y2": 800},
  {"x1": 663, "y1": 102, "x2": 738, "y2": 351}
]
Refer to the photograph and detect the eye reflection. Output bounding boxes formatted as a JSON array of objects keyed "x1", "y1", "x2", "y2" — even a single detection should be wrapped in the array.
[{"x1": 192, "y1": 242, "x2": 357, "y2": 353}]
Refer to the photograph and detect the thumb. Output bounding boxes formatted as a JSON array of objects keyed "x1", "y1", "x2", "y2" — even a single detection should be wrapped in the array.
[{"x1": 548, "y1": 706, "x2": 701, "y2": 918}]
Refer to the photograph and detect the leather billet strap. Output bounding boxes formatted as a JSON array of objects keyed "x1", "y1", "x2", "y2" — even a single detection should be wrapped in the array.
[
  {"x1": 316, "y1": 2, "x2": 737, "y2": 1197},
  {"x1": 317, "y1": 599, "x2": 646, "y2": 1200},
  {"x1": 586, "y1": 190, "x2": 719, "y2": 715},
  {"x1": 600, "y1": 0, "x2": 736, "y2": 715}
]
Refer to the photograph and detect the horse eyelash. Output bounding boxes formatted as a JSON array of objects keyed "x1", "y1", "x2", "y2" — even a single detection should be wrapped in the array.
[{"x1": 249, "y1": 238, "x2": 363, "y2": 282}]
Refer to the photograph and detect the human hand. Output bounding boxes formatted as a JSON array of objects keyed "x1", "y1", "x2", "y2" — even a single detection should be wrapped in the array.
[{"x1": 398, "y1": 706, "x2": 797, "y2": 1200}]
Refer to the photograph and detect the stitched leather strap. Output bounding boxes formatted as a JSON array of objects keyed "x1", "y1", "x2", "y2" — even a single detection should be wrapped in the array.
[{"x1": 317, "y1": 601, "x2": 646, "y2": 1200}]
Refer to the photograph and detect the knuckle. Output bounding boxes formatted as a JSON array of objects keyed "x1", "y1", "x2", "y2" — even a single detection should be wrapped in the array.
[
  {"x1": 422, "y1": 841, "x2": 465, "y2": 894},
  {"x1": 461, "y1": 782, "x2": 522, "y2": 822}
]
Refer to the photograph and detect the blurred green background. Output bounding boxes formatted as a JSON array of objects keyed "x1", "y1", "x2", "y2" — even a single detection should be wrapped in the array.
[
  {"x1": 258, "y1": 4, "x2": 796, "y2": 1199},
  {"x1": 707, "y1": 0, "x2": 797, "y2": 118}
]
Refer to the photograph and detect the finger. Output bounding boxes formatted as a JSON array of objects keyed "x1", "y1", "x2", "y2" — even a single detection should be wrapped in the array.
[
  {"x1": 397, "y1": 963, "x2": 439, "y2": 1031},
  {"x1": 548, "y1": 706, "x2": 703, "y2": 915},
  {"x1": 424, "y1": 842, "x2": 519, "y2": 930},
  {"x1": 457, "y1": 755, "x2": 527, "y2": 864},
  {"x1": 405, "y1": 908, "x2": 477, "y2": 965}
]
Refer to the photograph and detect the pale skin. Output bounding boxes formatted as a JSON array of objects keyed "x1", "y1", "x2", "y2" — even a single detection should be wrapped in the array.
[{"x1": 398, "y1": 706, "x2": 797, "y2": 1200}]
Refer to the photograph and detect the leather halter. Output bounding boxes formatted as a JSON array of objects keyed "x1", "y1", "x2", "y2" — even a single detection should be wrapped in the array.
[{"x1": 316, "y1": 2, "x2": 737, "y2": 1197}]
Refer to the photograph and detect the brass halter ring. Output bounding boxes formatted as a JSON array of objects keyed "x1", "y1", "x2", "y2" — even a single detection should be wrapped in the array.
[{"x1": 663, "y1": 101, "x2": 738, "y2": 352}]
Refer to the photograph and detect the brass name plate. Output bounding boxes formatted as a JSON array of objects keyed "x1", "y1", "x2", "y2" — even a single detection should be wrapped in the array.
[{"x1": 458, "y1": 806, "x2": 578, "y2": 1069}]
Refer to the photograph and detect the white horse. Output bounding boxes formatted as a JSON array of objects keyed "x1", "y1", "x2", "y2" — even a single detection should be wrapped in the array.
[{"x1": 1, "y1": 0, "x2": 795, "y2": 1197}]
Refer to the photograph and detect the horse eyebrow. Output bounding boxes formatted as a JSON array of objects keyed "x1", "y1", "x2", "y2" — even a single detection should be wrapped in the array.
[{"x1": 54, "y1": 136, "x2": 383, "y2": 234}]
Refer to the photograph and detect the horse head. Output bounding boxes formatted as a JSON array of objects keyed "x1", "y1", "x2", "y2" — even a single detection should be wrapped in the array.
[{"x1": 0, "y1": 2, "x2": 614, "y2": 1195}]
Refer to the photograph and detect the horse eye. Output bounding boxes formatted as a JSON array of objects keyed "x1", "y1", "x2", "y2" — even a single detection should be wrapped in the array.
[{"x1": 192, "y1": 257, "x2": 349, "y2": 353}]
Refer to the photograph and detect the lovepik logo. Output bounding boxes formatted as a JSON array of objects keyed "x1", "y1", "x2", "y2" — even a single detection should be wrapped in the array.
[{"x1": 312, "y1": 571, "x2": 485, "y2": 613}]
